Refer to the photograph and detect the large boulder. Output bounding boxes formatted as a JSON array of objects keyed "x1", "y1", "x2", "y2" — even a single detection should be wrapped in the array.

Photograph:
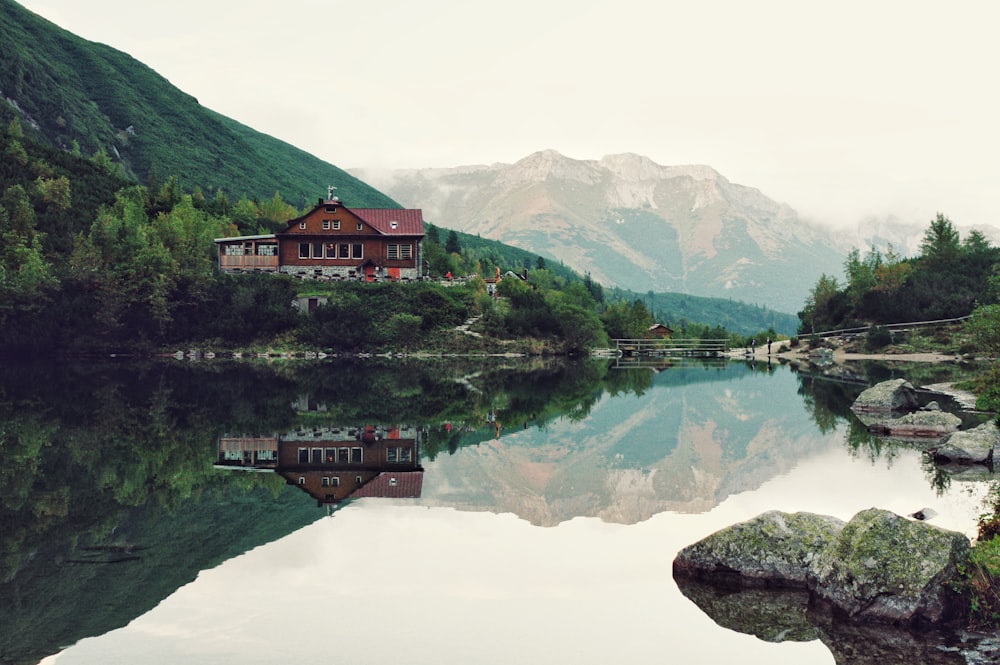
[
  {"x1": 673, "y1": 508, "x2": 971, "y2": 627},
  {"x1": 672, "y1": 510, "x2": 844, "y2": 588},
  {"x1": 851, "y1": 379, "x2": 920, "y2": 413},
  {"x1": 808, "y1": 508, "x2": 970, "y2": 626},
  {"x1": 930, "y1": 421, "x2": 999, "y2": 466}
]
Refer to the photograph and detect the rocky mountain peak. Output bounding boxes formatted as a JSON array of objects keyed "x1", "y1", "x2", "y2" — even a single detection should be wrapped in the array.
[
  {"x1": 499, "y1": 149, "x2": 604, "y2": 187},
  {"x1": 599, "y1": 153, "x2": 721, "y2": 184}
]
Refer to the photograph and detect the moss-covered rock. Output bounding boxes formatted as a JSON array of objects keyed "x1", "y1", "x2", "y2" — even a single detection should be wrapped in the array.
[
  {"x1": 808, "y1": 508, "x2": 970, "y2": 626},
  {"x1": 673, "y1": 508, "x2": 972, "y2": 627},
  {"x1": 672, "y1": 510, "x2": 845, "y2": 588}
]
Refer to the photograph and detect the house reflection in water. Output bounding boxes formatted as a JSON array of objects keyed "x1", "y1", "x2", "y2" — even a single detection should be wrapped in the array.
[{"x1": 216, "y1": 424, "x2": 424, "y2": 506}]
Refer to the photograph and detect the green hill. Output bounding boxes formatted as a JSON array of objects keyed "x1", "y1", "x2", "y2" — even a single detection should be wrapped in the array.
[{"x1": 0, "y1": 0, "x2": 394, "y2": 208}]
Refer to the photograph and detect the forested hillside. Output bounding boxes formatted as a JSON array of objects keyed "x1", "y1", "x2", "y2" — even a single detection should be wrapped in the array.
[
  {"x1": 800, "y1": 214, "x2": 1000, "y2": 334},
  {"x1": 0, "y1": 0, "x2": 394, "y2": 208}
]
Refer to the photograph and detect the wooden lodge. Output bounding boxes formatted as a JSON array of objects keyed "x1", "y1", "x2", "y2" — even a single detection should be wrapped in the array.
[
  {"x1": 214, "y1": 194, "x2": 425, "y2": 282},
  {"x1": 216, "y1": 425, "x2": 424, "y2": 506}
]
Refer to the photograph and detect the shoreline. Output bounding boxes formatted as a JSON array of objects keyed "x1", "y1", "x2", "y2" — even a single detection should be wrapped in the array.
[{"x1": 726, "y1": 340, "x2": 967, "y2": 364}]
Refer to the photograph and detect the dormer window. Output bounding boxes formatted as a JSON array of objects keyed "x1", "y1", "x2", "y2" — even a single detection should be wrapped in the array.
[
  {"x1": 299, "y1": 222, "x2": 307, "y2": 230},
  {"x1": 390, "y1": 221, "x2": 398, "y2": 229}
]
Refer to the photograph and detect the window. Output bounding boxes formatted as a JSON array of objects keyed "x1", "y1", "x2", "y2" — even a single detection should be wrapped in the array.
[
  {"x1": 298, "y1": 448, "x2": 309, "y2": 464},
  {"x1": 298, "y1": 477, "x2": 306, "y2": 485},
  {"x1": 332, "y1": 220, "x2": 340, "y2": 230},
  {"x1": 299, "y1": 243, "x2": 309, "y2": 259},
  {"x1": 356, "y1": 223, "x2": 363, "y2": 231},
  {"x1": 321, "y1": 477, "x2": 329, "y2": 487},
  {"x1": 257, "y1": 244, "x2": 276, "y2": 256},
  {"x1": 311, "y1": 448, "x2": 323, "y2": 464},
  {"x1": 326, "y1": 243, "x2": 337, "y2": 259},
  {"x1": 351, "y1": 447, "x2": 362, "y2": 463},
  {"x1": 386, "y1": 447, "x2": 412, "y2": 463},
  {"x1": 387, "y1": 244, "x2": 413, "y2": 260},
  {"x1": 224, "y1": 245, "x2": 243, "y2": 256},
  {"x1": 339, "y1": 447, "x2": 350, "y2": 463},
  {"x1": 352, "y1": 243, "x2": 363, "y2": 259},
  {"x1": 299, "y1": 222, "x2": 307, "y2": 230},
  {"x1": 325, "y1": 448, "x2": 337, "y2": 462},
  {"x1": 390, "y1": 221, "x2": 398, "y2": 229},
  {"x1": 322, "y1": 220, "x2": 331, "y2": 230},
  {"x1": 311, "y1": 242, "x2": 324, "y2": 258},
  {"x1": 339, "y1": 243, "x2": 350, "y2": 258}
]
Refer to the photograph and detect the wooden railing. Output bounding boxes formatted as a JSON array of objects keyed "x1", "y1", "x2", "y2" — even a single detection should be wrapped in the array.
[
  {"x1": 807, "y1": 316, "x2": 971, "y2": 340},
  {"x1": 219, "y1": 255, "x2": 279, "y2": 270}
]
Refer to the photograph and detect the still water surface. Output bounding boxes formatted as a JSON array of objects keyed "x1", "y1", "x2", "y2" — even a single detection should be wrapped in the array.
[{"x1": 2, "y1": 357, "x2": 991, "y2": 664}]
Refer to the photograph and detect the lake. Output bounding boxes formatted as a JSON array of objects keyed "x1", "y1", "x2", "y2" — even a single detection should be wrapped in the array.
[{"x1": 0, "y1": 355, "x2": 993, "y2": 664}]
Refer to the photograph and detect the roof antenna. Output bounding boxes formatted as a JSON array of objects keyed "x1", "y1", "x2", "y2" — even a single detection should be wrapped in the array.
[{"x1": 327, "y1": 185, "x2": 339, "y2": 202}]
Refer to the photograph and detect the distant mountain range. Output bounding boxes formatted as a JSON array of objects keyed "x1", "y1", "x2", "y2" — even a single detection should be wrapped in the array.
[
  {"x1": 351, "y1": 151, "x2": 847, "y2": 313},
  {"x1": 353, "y1": 151, "x2": 1000, "y2": 314}
]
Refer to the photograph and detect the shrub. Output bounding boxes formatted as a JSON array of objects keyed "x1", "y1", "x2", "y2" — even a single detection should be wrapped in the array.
[
  {"x1": 965, "y1": 535, "x2": 1000, "y2": 627},
  {"x1": 866, "y1": 325, "x2": 893, "y2": 350}
]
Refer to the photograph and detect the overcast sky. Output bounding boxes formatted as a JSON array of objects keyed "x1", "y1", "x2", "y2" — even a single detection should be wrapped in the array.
[{"x1": 17, "y1": 0, "x2": 1000, "y2": 229}]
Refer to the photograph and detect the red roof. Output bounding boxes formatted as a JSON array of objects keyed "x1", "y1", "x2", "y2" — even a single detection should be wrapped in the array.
[
  {"x1": 351, "y1": 208, "x2": 424, "y2": 235},
  {"x1": 351, "y1": 471, "x2": 424, "y2": 499}
]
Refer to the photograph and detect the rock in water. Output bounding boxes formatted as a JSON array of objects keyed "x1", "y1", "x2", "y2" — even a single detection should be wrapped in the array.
[
  {"x1": 672, "y1": 510, "x2": 845, "y2": 588},
  {"x1": 808, "y1": 508, "x2": 969, "y2": 626},
  {"x1": 851, "y1": 379, "x2": 920, "y2": 413}
]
